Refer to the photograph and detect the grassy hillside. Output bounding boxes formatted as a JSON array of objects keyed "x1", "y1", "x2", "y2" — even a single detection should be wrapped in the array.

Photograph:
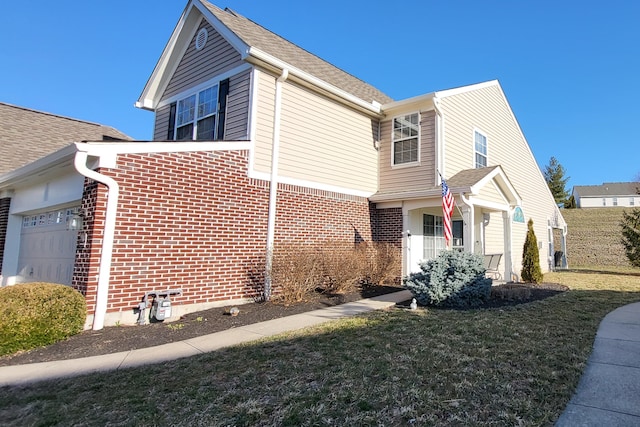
[{"x1": 561, "y1": 207, "x2": 631, "y2": 267}]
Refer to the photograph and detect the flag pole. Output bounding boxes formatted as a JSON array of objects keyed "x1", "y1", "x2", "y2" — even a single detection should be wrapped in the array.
[{"x1": 437, "y1": 170, "x2": 466, "y2": 226}]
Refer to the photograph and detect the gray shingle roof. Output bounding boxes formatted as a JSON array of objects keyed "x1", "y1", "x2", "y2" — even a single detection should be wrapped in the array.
[
  {"x1": 200, "y1": 1, "x2": 393, "y2": 105},
  {"x1": 574, "y1": 182, "x2": 640, "y2": 197},
  {"x1": 0, "y1": 102, "x2": 131, "y2": 175},
  {"x1": 446, "y1": 166, "x2": 500, "y2": 189}
]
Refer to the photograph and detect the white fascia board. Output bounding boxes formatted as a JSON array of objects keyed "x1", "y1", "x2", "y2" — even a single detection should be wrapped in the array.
[
  {"x1": 135, "y1": 0, "x2": 250, "y2": 111},
  {"x1": 75, "y1": 141, "x2": 252, "y2": 157},
  {"x1": 369, "y1": 188, "x2": 444, "y2": 203},
  {"x1": 194, "y1": 1, "x2": 251, "y2": 57},
  {"x1": 466, "y1": 196, "x2": 510, "y2": 212},
  {"x1": 247, "y1": 47, "x2": 382, "y2": 117},
  {"x1": 471, "y1": 166, "x2": 522, "y2": 206},
  {"x1": 381, "y1": 92, "x2": 436, "y2": 114},
  {"x1": 434, "y1": 80, "x2": 499, "y2": 99},
  {"x1": 0, "y1": 144, "x2": 77, "y2": 188},
  {"x1": 136, "y1": 2, "x2": 196, "y2": 110}
]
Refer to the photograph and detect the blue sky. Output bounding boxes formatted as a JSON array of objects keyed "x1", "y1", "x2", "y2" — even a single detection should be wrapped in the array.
[{"x1": 1, "y1": 1, "x2": 638, "y2": 188}]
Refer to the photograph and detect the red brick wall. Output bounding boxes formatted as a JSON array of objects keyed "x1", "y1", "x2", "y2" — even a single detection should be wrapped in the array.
[
  {"x1": 372, "y1": 207, "x2": 403, "y2": 247},
  {"x1": 75, "y1": 150, "x2": 377, "y2": 317}
]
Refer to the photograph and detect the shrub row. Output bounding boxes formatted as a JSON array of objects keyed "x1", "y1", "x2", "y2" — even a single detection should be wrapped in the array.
[
  {"x1": 0, "y1": 282, "x2": 86, "y2": 356},
  {"x1": 269, "y1": 242, "x2": 401, "y2": 305}
]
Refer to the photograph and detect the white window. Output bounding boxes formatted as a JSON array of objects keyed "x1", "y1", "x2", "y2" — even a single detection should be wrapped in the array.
[
  {"x1": 175, "y1": 85, "x2": 218, "y2": 141},
  {"x1": 474, "y1": 130, "x2": 487, "y2": 168},
  {"x1": 630, "y1": 197, "x2": 635, "y2": 206},
  {"x1": 393, "y1": 113, "x2": 419, "y2": 165},
  {"x1": 613, "y1": 197, "x2": 618, "y2": 206},
  {"x1": 423, "y1": 214, "x2": 446, "y2": 260},
  {"x1": 602, "y1": 198, "x2": 606, "y2": 206}
]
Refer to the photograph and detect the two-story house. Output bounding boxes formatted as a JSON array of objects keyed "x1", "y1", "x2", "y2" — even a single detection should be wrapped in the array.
[
  {"x1": 572, "y1": 182, "x2": 640, "y2": 208},
  {"x1": 0, "y1": 0, "x2": 566, "y2": 329}
]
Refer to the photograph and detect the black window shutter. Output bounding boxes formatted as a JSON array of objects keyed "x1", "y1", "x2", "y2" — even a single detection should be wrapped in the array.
[
  {"x1": 167, "y1": 102, "x2": 177, "y2": 140},
  {"x1": 216, "y1": 78, "x2": 230, "y2": 140}
]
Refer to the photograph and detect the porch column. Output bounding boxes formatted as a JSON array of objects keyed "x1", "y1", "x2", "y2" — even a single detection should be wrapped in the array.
[
  {"x1": 461, "y1": 204, "x2": 474, "y2": 253},
  {"x1": 502, "y1": 210, "x2": 513, "y2": 282},
  {"x1": 402, "y1": 203, "x2": 410, "y2": 276}
]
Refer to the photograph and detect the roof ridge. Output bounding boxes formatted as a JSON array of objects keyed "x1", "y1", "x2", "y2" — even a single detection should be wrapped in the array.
[
  {"x1": 0, "y1": 101, "x2": 104, "y2": 128},
  {"x1": 220, "y1": 6, "x2": 389, "y2": 99}
]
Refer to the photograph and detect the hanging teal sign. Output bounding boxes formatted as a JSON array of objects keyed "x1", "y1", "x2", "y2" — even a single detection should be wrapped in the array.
[{"x1": 513, "y1": 206, "x2": 525, "y2": 223}]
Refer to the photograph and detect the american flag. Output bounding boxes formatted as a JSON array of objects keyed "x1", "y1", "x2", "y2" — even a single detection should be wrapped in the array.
[{"x1": 442, "y1": 179, "x2": 455, "y2": 246}]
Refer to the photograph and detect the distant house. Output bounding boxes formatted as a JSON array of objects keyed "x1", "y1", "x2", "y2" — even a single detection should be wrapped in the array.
[
  {"x1": 0, "y1": 0, "x2": 566, "y2": 330},
  {"x1": 572, "y1": 182, "x2": 640, "y2": 208}
]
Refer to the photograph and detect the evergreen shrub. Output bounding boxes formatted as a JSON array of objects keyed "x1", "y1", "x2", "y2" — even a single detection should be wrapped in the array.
[
  {"x1": 403, "y1": 250, "x2": 492, "y2": 308},
  {"x1": 0, "y1": 282, "x2": 86, "y2": 356},
  {"x1": 521, "y1": 219, "x2": 543, "y2": 283},
  {"x1": 621, "y1": 208, "x2": 640, "y2": 267}
]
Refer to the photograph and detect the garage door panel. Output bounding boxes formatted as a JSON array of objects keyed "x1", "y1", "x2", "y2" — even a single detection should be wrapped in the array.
[{"x1": 18, "y1": 207, "x2": 79, "y2": 286}]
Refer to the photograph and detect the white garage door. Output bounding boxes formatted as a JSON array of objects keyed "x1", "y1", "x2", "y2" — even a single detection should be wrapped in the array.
[{"x1": 18, "y1": 207, "x2": 80, "y2": 285}]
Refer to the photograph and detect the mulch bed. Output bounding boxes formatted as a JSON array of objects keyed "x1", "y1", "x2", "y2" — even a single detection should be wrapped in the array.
[{"x1": 0, "y1": 283, "x2": 567, "y2": 367}]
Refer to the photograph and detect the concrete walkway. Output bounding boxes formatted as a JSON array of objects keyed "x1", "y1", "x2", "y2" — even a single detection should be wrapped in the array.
[
  {"x1": 556, "y1": 301, "x2": 640, "y2": 426},
  {"x1": 0, "y1": 290, "x2": 412, "y2": 387}
]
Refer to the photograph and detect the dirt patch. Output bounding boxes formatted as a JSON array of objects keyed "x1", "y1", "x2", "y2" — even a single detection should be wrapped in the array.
[{"x1": 0, "y1": 283, "x2": 568, "y2": 367}]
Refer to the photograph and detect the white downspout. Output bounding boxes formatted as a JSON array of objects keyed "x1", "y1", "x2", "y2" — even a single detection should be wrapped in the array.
[
  {"x1": 73, "y1": 148, "x2": 119, "y2": 330},
  {"x1": 432, "y1": 97, "x2": 444, "y2": 185},
  {"x1": 264, "y1": 68, "x2": 289, "y2": 300}
]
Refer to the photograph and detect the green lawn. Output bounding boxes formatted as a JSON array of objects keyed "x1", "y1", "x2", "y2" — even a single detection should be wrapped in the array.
[{"x1": 1, "y1": 267, "x2": 639, "y2": 426}]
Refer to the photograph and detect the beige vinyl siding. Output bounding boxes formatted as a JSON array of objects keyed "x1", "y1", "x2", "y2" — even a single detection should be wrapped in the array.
[
  {"x1": 253, "y1": 71, "x2": 276, "y2": 173},
  {"x1": 276, "y1": 81, "x2": 378, "y2": 193},
  {"x1": 441, "y1": 84, "x2": 564, "y2": 272},
  {"x1": 478, "y1": 180, "x2": 509, "y2": 206},
  {"x1": 161, "y1": 20, "x2": 243, "y2": 102},
  {"x1": 378, "y1": 110, "x2": 437, "y2": 193},
  {"x1": 154, "y1": 104, "x2": 171, "y2": 141},
  {"x1": 225, "y1": 68, "x2": 251, "y2": 140}
]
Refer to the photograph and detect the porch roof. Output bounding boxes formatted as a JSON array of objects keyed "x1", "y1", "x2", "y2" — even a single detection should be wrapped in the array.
[{"x1": 370, "y1": 165, "x2": 522, "y2": 207}]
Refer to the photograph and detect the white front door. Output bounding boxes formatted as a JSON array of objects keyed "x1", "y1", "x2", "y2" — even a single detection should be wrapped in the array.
[{"x1": 18, "y1": 208, "x2": 79, "y2": 285}]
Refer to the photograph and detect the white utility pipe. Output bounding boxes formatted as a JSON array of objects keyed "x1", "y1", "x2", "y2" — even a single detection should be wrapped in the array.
[
  {"x1": 73, "y1": 148, "x2": 120, "y2": 330},
  {"x1": 264, "y1": 68, "x2": 289, "y2": 300}
]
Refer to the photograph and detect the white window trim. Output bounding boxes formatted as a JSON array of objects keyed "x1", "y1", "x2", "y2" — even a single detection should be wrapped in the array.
[
  {"x1": 175, "y1": 85, "x2": 219, "y2": 140},
  {"x1": 157, "y1": 63, "x2": 250, "y2": 109},
  {"x1": 391, "y1": 111, "x2": 421, "y2": 168},
  {"x1": 473, "y1": 128, "x2": 488, "y2": 168}
]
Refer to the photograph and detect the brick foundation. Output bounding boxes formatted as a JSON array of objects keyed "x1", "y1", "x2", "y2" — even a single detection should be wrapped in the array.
[{"x1": 73, "y1": 149, "x2": 389, "y2": 324}]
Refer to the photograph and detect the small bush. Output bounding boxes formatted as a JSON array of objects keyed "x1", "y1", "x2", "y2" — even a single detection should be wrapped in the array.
[
  {"x1": 317, "y1": 242, "x2": 362, "y2": 294},
  {"x1": 403, "y1": 250, "x2": 492, "y2": 308},
  {"x1": 521, "y1": 218, "x2": 543, "y2": 283},
  {"x1": 271, "y1": 245, "x2": 321, "y2": 304},
  {"x1": 0, "y1": 282, "x2": 86, "y2": 356},
  {"x1": 358, "y1": 242, "x2": 401, "y2": 286}
]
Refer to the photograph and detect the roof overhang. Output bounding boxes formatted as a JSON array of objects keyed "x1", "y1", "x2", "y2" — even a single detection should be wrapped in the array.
[
  {"x1": 135, "y1": 1, "x2": 383, "y2": 118},
  {"x1": 370, "y1": 165, "x2": 522, "y2": 209}
]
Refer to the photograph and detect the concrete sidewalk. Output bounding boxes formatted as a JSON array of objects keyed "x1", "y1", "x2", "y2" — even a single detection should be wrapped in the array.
[
  {"x1": 0, "y1": 290, "x2": 412, "y2": 387},
  {"x1": 556, "y1": 301, "x2": 640, "y2": 426}
]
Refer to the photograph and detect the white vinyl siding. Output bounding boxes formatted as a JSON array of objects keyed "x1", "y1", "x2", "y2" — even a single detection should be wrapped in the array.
[
  {"x1": 440, "y1": 83, "x2": 565, "y2": 273},
  {"x1": 378, "y1": 110, "x2": 436, "y2": 193}
]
